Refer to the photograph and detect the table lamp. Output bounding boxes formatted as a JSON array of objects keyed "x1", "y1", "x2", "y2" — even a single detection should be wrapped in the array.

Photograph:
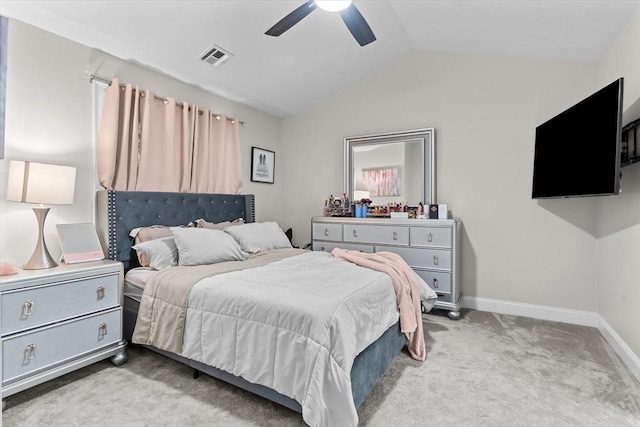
[{"x1": 6, "y1": 160, "x2": 76, "y2": 269}]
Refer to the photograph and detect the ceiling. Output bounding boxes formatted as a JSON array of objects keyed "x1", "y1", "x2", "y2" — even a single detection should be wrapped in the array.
[{"x1": 1, "y1": 1, "x2": 638, "y2": 118}]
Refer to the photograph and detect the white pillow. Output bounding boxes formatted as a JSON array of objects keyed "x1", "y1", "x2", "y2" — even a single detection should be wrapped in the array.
[
  {"x1": 224, "y1": 222, "x2": 292, "y2": 254},
  {"x1": 172, "y1": 228, "x2": 248, "y2": 266},
  {"x1": 132, "y1": 237, "x2": 178, "y2": 270}
]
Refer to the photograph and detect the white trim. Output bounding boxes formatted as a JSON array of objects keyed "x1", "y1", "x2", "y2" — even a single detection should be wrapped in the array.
[
  {"x1": 461, "y1": 295, "x2": 640, "y2": 382},
  {"x1": 598, "y1": 316, "x2": 640, "y2": 382},
  {"x1": 461, "y1": 295, "x2": 599, "y2": 326},
  {"x1": 91, "y1": 79, "x2": 108, "y2": 223}
]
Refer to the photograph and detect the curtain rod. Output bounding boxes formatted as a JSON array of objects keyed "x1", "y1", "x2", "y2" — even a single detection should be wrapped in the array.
[{"x1": 89, "y1": 74, "x2": 245, "y2": 127}]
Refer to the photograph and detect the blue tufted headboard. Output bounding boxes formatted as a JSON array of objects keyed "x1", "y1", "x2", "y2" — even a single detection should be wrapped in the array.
[{"x1": 96, "y1": 190, "x2": 255, "y2": 271}]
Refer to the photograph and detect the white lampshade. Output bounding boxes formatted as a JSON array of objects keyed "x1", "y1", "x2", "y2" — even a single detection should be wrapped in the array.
[
  {"x1": 315, "y1": 1, "x2": 352, "y2": 12},
  {"x1": 7, "y1": 160, "x2": 76, "y2": 205}
]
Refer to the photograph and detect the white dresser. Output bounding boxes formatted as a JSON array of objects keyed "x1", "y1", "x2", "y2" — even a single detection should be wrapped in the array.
[
  {"x1": 312, "y1": 217, "x2": 462, "y2": 319},
  {"x1": 0, "y1": 260, "x2": 127, "y2": 401}
]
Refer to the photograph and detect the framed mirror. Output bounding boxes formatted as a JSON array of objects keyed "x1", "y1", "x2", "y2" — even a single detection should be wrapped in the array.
[{"x1": 344, "y1": 128, "x2": 435, "y2": 206}]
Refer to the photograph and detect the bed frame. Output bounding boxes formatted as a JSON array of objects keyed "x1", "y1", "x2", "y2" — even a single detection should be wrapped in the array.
[{"x1": 96, "y1": 190, "x2": 407, "y2": 413}]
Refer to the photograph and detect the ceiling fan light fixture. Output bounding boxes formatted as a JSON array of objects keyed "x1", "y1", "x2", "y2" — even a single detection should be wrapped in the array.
[
  {"x1": 315, "y1": 0, "x2": 352, "y2": 12},
  {"x1": 266, "y1": 0, "x2": 374, "y2": 47}
]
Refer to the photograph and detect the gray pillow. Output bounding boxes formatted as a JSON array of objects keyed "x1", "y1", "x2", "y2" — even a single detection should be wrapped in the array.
[{"x1": 172, "y1": 228, "x2": 248, "y2": 266}]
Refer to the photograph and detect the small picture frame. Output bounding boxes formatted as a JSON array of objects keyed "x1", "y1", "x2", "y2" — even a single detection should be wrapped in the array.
[
  {"x1": 428, "y1": 204, "x2": 439, "y2": 219},
  {"x1": 251, "y1": 147, "x2": 275, "y2": 184}
]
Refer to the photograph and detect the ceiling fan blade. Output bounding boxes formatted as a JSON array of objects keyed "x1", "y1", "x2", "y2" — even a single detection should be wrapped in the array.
[
  {"x1": 339, "y1": 4, "x2": 376, "y2": 46},
  {"x1": 265, "y1": 0, "x2": 317, "y2": 37}
]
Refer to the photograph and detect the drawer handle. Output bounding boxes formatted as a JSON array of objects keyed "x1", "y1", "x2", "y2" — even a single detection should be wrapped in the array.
[
  {"x1": 432, "y1": 278, "x2": 439, "y2": 289},
  {"x1": 433, "y1": 255, "x2": 439, "y2": 265},
  {"x1": 427, "y1": 232, "x2": 433, "y2": 242},
  {"x1": 393, "y1": 231, "x2": 398, "y2": 240},
  {"x1": 23, "y1": 300, "x2": 34, "y2": 317},
  {"x1": 324, "y1": 228, "x2": 329, "y2": 237},
  {"x1": 99, "y1": 322, "x2": 108, "y2": 338},
  {"x1": 353, "y1": 230, "x2": 358, "y2": 238},
  {"x1": 97, "y1": 285, "x2": 106, "y2": 299},
  {"x1": 25, "y1": 344, "x2": 36, "y2": 361}
]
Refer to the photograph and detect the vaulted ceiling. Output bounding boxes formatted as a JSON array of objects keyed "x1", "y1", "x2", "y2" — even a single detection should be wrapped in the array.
[{"x1": 1, "y1": 1, "x2": 637, "y2": 118}]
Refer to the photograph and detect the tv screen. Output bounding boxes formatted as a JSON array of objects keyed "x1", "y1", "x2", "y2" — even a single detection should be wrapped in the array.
[{"x1": 532, "y1": 78, "x2": 623, "y2": 199}]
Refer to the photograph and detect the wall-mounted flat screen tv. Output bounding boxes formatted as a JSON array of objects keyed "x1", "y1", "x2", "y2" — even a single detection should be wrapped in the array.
[{"x1": 532, "y1": 78, "x2": 623, "y2": 199}]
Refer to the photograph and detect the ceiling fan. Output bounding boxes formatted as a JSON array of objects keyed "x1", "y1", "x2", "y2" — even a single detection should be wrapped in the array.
[{"x1": 265, "y1": 0, "x2": 376, "y2": 47}]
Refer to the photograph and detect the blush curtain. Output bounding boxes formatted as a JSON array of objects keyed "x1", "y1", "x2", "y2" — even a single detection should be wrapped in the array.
[
  {"x1": 97, "y1": 78, "x2": 242, "y2": 193},
  {"x1": 191, "y1": 106, "x2": 242, "y2": 193}
]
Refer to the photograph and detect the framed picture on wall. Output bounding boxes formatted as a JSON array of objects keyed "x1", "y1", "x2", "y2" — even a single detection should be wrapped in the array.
[{"x1": 251, "y1": 147, "x2": 275, "y2": 184}]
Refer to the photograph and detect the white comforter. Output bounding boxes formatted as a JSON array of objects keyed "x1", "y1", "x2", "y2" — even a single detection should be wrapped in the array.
[{"x1": 180, "y1": 250, "x2": 401, "y2": 427}]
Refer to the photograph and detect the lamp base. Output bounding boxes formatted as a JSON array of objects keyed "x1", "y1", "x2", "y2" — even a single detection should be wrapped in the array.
[{"x1": 23, "y1": 206, "x2": 58, "y2": 270}]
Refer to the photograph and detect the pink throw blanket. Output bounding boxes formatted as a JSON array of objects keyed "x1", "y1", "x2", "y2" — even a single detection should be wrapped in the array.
[{"x1": 331, "y1": 248, "x2": 426, "y2": 361}]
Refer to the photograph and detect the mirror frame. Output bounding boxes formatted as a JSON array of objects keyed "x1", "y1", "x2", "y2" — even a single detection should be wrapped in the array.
[{"x1": 344, "y1": 128, "x2": 436, "y2": 205}]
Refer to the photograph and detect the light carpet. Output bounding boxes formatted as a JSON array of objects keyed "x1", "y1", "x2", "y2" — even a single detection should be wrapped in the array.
[{"x1": 3, "y1": 309, "x2": 640, "y2": 426}]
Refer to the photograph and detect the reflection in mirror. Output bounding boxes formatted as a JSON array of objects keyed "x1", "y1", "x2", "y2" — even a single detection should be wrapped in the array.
[{"x1": 344, "y1": 128, "x2": 435, "y2": 206}]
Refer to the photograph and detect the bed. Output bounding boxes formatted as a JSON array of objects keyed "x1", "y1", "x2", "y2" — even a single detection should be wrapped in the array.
[{"x1": 96, "y1": 190, "x2": 423, "y2": 427}]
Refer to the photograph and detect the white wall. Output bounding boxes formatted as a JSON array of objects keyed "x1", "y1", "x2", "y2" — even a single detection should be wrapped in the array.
[
  {"x1": 281, "y1": 50, "x2": 600, "y2": 313},
  {"x1": 595, "y1": 9, "x2": 640, "y2": 366},
  {"x1": 0, "y1": 19, "x2": 285, "y2": 264}
]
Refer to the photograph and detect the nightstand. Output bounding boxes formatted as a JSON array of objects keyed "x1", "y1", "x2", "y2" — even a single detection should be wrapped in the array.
[{"x1": 0, "y1": 260, "x2": 128, "y2": 402}]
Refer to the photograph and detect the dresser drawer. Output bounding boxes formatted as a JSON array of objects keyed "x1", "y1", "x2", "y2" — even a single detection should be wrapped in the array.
[
  {"x1": 343, "y1": 224, "x2": 409, "y2": 245},
  {"x1": 379, "y1": 246, "x2": 451, "y2": 270},
  {"x1": 410, "y1": 225, "x2": 452, "y2": 248},
  {"x1": 1, "y1": 273, "x2": 119, "y2": 335},
  {"x1": 312, "y1": 241, "x2": 374, "y2": 253},
  {"x1": 312, "y1": 223, "x2": 343, "y2": 242},
  {"x1": 2, "y1": 308, "x2": 122, "y2": 384},
  {"x1": 414, "y1": 269, "x2": 452, "y2": 294},
  {"x1": 435, "y1": 293, "x2": 454, "y2": 304}
]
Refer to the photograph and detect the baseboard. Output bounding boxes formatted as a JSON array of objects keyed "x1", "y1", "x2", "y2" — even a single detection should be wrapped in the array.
[
  {"x1": 461, "y1": 296, "x2": 640, "y2": 383},
  {"x1": 598, "y1": 316, "x2": 640, "y2": 382},
  {"x1": 461, "y1": 295, "x2": 600, "y2": 327}
]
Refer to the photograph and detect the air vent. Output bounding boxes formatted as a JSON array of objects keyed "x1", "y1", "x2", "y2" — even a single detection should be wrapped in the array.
[{"x1": 198, "y1": 44, "x2": 234, "y2": 67}]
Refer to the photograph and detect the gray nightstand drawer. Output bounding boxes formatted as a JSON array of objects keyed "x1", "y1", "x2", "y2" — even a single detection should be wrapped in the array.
[
  {"x1": 2, "y1": 308, "x2": 122, "y2": 384},
  {"x1": 343, "y1": 224, "x2": 409, "y2": 245},
  {"x1": 1, "y1": 273, "x2": 119, "y2": 335},
  {"x1": 312, "y1": 223, "x2": 343, "y2": 242},
  {"x1": 410, "y1": 225, "x2": 452, "y2": 248}
]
